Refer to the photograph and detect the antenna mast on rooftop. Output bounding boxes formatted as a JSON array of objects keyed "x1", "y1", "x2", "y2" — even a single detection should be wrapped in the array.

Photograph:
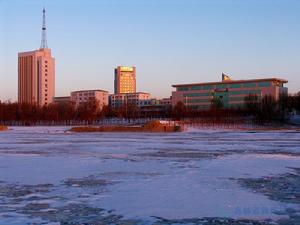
[{"x1": 40, "y1": 7, "x2": 48, "y2": 49}]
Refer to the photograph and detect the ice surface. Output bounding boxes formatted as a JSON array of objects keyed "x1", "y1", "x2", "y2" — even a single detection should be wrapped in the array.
[{"x1": 0, "y1": 126, "x2": 300, "y2": 224}]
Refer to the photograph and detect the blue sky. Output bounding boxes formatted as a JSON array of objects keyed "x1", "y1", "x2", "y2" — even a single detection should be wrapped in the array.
[{"x1": 1, "y1": 0, "x2": 300, "y2": 101}]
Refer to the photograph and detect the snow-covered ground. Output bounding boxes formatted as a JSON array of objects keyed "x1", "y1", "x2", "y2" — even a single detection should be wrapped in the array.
[{"x1": 0, "y1": 126, "x2": 299, "y2": 225}]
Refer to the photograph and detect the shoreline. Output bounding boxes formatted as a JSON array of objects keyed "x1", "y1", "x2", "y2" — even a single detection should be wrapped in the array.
[
  {"x1": 1, "y1": 125, "x2": 299, "y2": 133},
  {"x1": 70, "y1": 121, "x2": 183, "y2": 133},
  {"x1": 0, "y1": 126, "x2": 8, "y2": 131}
]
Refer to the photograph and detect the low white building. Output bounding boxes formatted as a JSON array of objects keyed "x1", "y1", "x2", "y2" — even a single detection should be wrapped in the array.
[
  {"x1": 71, "y1": 90, "x2": 108, "y2": 110},
  {"x1": 109, "y1": 92, "x2": 150, "y2": 108}
]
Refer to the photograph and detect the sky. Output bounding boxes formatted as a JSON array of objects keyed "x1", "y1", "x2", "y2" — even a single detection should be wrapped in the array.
[{"x1": 0, "y1": 0, "x2": 300, "y2": 101}]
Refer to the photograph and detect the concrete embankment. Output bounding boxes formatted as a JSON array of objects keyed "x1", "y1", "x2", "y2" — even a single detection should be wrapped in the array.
[{"x1": 70, "y1": 121, "x2": 183, "y2": 133}]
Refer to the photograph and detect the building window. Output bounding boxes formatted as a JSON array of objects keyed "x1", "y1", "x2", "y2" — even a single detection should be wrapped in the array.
[
  {"x1": 184, "y1": 92, "x2": 211, "y2": 97},
  {"x1": 45, "y1": 79, "x2": 48, "y2": 82},
  {"x1": 45, "y1": 98, "x2": 48, "y2": 101},
  {"x1": 178, "y1": 86, "x2": 189, "y2": 91},
  {"x1": 191, "y1": 86, "x2": 202, "y2": 90},
  {"x1": 229, "y1": 83, "x2": 242, "y2": 88},
  {"x1": 45, "y1": 60, "x2": 48, "y2": 63},
  {"x1": 243, "y1": 83, "x2": 256, "y2": 88},
  {"x1": 227, "y1": 90, "x2": 261, "y2": 95},
  {"x1": 45, "y1": 69, "x2": 48, "y2": 72},
  {"x1": 258, "y1": 82, "x2": 271, "y2": 87},
  {"x1": 203, "y1": 85, "x2": 214, "y2": 90},
  {"x1": 216, "y1": 84, "x2": 228, "y2": 89},
  {"x1": 45, "y1": 65, "x2": 48, "y2": 68}
]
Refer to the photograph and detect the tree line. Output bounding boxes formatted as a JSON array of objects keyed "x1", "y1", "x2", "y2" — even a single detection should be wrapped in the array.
[
  {"x1": 0, "y1": 92, "x2": 299, "y2": 125},
  {"x1": 244, "y1": 93, "x2": 300, "y2": 123},
  {"x1": 172, "y1": 92, "x2": 300, "y2": 124},
  {"x1": 0, "y1": 99, "x2": 170, "y2": 125}
]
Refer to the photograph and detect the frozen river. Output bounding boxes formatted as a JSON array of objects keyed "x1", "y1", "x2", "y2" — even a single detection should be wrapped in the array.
[{"x1": 0, "y1": 127, "x2": 300, "y2": 225}]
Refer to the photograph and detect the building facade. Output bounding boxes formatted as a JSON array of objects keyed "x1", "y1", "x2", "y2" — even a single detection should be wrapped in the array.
[
  {"x1": 71, "y1": 90, "x2": 108, "y2": 109},
  {"x1": 114, "y1": 66, "x2": 136, "y2": 94},
  {"x1": 18, "y1": 48, "x2": 55, "y2": 106},
  {"x1": 172, "y1": 75, "x2": 288, "y2": 110},
  {"x1": 110, "y1": 92, "x2": 150, "y2": 108},
  {"x1": 139, "y1": 98, "x2": 171, "y2": 107},
  {"x1": 53, "y1": 96, "x2": 71, "y2": 105},
  {"x1": 139, "y1": 98, "x2": 172, "y2": 117},
  {"x1": 18, "y1": 8, "x2": 55, "y2": 106}
]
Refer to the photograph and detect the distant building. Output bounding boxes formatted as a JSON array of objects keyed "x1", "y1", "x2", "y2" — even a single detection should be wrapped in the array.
[
  {"x1": 160, "y1": 98, "x2": 172, "y2": 106},
  {"x1": 71, "y1": 90, "x2": 108, "y2": 110},
  {"x1": 110, "y1": 92, "x2": 150, "y2": 109},
  {"x1": 172, "y1": 75, "x2": 288, "y2": 109},
  {"x1": 114, "y1": 66, "x2": 136, "y2": 94},
  {"x1": 139, "y1": 98, "x2": 171, "y2": 107},
  {"x1": 18, "y1": 8, "x2": 55, "y2": 106},
  {"x1": 139, "y1": 98, "x2": 172, "y2": 117},
  {"x1": 53, "y1": 96, "x2": 71, "y2": 105}
]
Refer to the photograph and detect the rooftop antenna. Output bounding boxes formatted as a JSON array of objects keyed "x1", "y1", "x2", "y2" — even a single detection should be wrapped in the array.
[{"x1": 40, "y1": 7, "x2": 48, "y2": 49}]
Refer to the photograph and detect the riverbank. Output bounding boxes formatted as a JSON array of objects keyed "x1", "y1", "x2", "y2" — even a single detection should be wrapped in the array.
[
  {"x1": 0, "y1": 126, "x2": 8, "y2": 131},
  {"x1": 70, "y1": 120, "x2": 183, "y2": 133}
]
